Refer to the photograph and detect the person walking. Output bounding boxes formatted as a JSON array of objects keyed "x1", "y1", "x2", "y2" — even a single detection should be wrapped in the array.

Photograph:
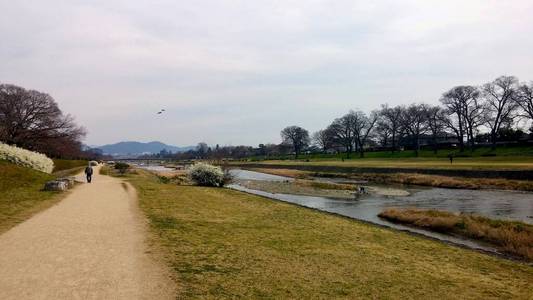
[{"x1": 84, "y1": 164, "x2": 94, "y2": 183}]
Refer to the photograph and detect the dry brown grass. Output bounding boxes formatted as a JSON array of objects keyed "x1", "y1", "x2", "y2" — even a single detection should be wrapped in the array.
[
  {"x1": 379, "y1": 208, "x2": 533, "y2": 261},
  {"x1": 126, "y1": 171, "x2": 533, "y2": 298},
  {"x1": 295, "y1": 179, "x2": 356, "y2": 191},
  {"x1": 245, "y1": 167, "x2": 311, "y2": 179}
]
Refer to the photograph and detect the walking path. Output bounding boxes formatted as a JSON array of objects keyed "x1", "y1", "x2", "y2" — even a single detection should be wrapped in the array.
[{"x1": 0, "y1": 167, "x2": 175, "y2": 299}]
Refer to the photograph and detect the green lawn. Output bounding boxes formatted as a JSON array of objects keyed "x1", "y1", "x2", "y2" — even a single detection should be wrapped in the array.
[
  {"x1": 128, "y1": 170, "x2": 533, "y2": 299},
  {"x1": 0, "y1": 160, "x2": 65, "y2": 233},
  {"x1": 235, "y1": 156, "x2": 533, "y2": 170},
  {"x1": 252, "y1": 145, "x2": 533, "y2": 161}
]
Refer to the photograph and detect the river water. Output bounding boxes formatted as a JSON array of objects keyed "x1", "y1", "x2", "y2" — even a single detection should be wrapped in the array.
[{"x1": 228, "y1": 169, "x2": 533, "y2": 255}]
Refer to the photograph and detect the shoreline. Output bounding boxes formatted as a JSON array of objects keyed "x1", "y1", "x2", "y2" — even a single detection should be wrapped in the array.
[{"x1": 228, "y1": 184, "x2": 531, "y2": 265}]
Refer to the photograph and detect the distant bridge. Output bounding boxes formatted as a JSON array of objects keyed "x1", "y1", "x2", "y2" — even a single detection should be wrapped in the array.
[{"x1": 106, "y1": 158, "x2": 195, "y2": 165}]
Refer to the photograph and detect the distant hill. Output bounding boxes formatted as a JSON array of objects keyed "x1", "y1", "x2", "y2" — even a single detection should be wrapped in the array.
[{"x1": 97, "y1": 141, "x2": 194, "y2": 156}]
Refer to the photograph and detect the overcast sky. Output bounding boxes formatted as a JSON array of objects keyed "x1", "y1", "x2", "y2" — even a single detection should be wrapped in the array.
[{"x1": 1, "y1": 0, "x2": 532, "y2": 146}]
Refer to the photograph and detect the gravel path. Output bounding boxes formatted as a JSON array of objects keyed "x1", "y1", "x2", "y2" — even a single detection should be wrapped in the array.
[{"x1": 0, "y1": 167, "x2": 175, "y2": 299}]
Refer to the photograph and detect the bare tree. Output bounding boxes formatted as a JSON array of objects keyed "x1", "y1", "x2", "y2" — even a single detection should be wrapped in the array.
[
  {"x1": 312, "y1": 129, "x2": 334, "y2": 153},
  {"x1": 482, "y1": 76, "x2": 519, "y2": 149},
  {"x1": 0, "y1": 83, "x2": 86, "y2": 157},
  {"x1": 516, "y1": 81, "x2": 533, "y2": 121},
  {"x1": 425, "y1": 105, "x2": 447, "y2": 154},
  {"x1": 375, "y1": 118, "x2": 392, "y2": 148},
  {"x1": 463, "y1": 93, "x2": 486, "y2": 150},
  {"x1": 440, "y1": 86, "x2": 479, "y2": 152},
  {"x1": 350, "y1": 110, "x2": 378, "y2": 158},
  {"x1": 400, "y1": 104, "x2": 428, "y2": 157},
  {"x1": 378, "y1": 104, "x2": 404, "y2": 153},
  {"x1": 280, "y1": 126, "x2": 310, "y2": 159},
  {"x1": 327, "y1": 115, "x2": 355, "y2": 158}
]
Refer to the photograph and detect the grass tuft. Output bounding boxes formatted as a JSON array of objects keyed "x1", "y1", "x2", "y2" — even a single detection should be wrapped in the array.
[{"x1": 379, "y1": 208, "x2": 533, "y2": 260}]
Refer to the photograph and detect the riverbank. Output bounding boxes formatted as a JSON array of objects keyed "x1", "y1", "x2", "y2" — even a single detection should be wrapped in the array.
[
  {"x1": 236, "y1": 179, "x2": 410, "y2": 198},
  {"x1": 126, "y1": 169, "x2": 532, "y2": 298},
  {"x1": 240, "y1": 167, "x2": 533, "y2": 191},
  {"x1": 378, "y1": 208, "x2": 533, "y2": 261}
]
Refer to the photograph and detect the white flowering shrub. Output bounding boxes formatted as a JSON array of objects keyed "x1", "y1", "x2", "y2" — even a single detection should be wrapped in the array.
[
  {"x1": 188, "y1": 163, "x2": 225, "y2": 187},
  {"x1": 0, "y1": 142, "x2": 54, "y2": 173}
]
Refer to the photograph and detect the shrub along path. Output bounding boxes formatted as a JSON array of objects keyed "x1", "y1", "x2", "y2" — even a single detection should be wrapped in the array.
[{"x1": 0, "y1": 166, "x2": 174, "y2": 299}]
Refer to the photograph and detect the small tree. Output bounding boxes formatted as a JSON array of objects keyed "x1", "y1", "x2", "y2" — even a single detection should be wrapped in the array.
[
  {"x1": 188, "y1": 163, "x2": 225, "y2": 187},
  {"x1": 280, "y1": 126, "x2": 310, "y2": 159},
  {"x1": 114, "y1": 162, "x2": 130, "y2": 174}
]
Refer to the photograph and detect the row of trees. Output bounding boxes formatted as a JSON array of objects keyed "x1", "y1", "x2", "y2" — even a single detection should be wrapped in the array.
[
  {"x1": 0, "y1": 83, "x2": 97, "y2": 159},
  {"x1": 145, "y1": 75, "x2": 533, "y2": 161},
  {"x1": 280, "y1": 75, "x2": 533, "y2": 158}
]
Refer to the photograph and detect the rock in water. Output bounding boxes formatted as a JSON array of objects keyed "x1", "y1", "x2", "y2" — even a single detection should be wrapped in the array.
[{"x1": 44, "y1": 180, "x2": 68, "y2": 191}]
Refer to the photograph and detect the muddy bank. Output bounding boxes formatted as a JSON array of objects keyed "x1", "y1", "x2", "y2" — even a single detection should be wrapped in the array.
[{"x1": 237, "y1": 179, "x2": 410, "y2": 199}]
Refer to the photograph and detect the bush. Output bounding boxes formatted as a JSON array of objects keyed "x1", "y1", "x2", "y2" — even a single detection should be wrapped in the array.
[
  {"x1": 89, "y1": 160, "x2": 98, "y2": 166},
  {"x1": 0, "y1": 142, "x2": 54, "y2": 173},
  {"x1": 188, "y1": 163, "x2": 225, "y2": 187},
  {"x1": 114, "y1": 162, "x2": 130, "y2": 174}
]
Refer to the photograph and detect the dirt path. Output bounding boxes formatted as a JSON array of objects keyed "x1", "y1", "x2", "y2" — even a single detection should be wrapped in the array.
[{"x1": 0, "y1": 167, "x2": 175, "y2": 299}]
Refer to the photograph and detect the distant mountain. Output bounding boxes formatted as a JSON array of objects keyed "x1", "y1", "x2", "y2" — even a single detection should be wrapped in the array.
[{"x1": 97, "y1": 141, "x2": 194, "y2": 156}]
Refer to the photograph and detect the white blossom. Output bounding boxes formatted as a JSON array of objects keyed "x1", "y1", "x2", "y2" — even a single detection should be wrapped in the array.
[
  {"x1": 187, "y1": 163, "x2": 225, "y2": 187},
  {"x1": 0, "y1": 142, "x2": 54, "y2": 173}
]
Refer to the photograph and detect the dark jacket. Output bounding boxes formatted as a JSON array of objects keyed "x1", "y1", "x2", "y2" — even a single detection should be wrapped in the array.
[{"x1": 85, "y1": 166, "x2": 93, "y2": 175}]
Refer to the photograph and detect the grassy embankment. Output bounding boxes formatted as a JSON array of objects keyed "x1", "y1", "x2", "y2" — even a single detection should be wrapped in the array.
[
  {"x1": 379, "y1": 209, "x2": 533, "y2": 261},
  {"x1": 238, "y1": 156, "x2": 533, "y2": 170},
  {"x1": 244, "y1": 167, "x2": 533, "y2": 191},
  {"x1": 0, "y1": 159, "x2": 87, "y2": 233},
  {"x1": 122, "y1": 168, "x2": 532, "y2": 298},
  {"x1": 52, "y1": 159, "x2": 88, "y2": 176},
  {"x1": 0, "y1": 161, "x2": 64, "y2": 233},
  {"x1": 249, "y1": 145, "x2": 533, "y2": 163}
]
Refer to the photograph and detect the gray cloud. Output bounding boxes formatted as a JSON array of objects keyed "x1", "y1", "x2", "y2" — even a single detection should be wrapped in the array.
[{"x1": 1, "y1": 0, "x2": 532, "y2": 146}]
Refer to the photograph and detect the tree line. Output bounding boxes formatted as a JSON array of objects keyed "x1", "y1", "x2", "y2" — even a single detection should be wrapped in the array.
[
  {"x1": 0, "y1": 83, "x2": 100, "y2": 159},
  {"x1": 282, "y1": 75, "x2": 533, "y2": 158},
  {"x1": 152, "y1": 75, "x2": 533, "y2": 160}
]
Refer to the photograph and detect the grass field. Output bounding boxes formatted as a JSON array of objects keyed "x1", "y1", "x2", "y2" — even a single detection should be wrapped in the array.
[
  {"x1": 127, "y1": 170, "x2": 533, "y2": 299},
  {"x1": 251, "y1": 145, "x2": 533, "y2": 161},
  {"x1": 0, "y1": 160, "x2": 66, "y2": 233}
]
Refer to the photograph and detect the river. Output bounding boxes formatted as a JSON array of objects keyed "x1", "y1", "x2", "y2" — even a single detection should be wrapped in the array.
[{"x1": 228, "y1": 169, "x2": 533, "y2": 256}]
